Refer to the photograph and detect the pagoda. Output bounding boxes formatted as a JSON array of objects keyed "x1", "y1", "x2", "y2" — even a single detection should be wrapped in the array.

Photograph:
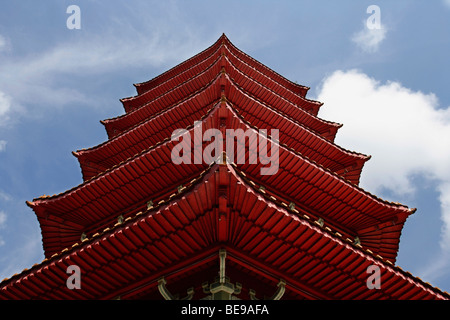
[{"x1": 1, "y1": 34, "x2": 448, "y2": 300}]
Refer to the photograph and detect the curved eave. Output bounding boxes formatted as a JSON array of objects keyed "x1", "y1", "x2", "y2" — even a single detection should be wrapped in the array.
[
  {"x1": 3, "y1": 163, "x2": 448, "y2": 300},
  {"x1": 29, "y1": 103, "x2": 412, "y2": 260},
  {"x1": 76, "y1": 75, "x2": 367, "y2": 184},
  {"x1": 104, "y1": 59, "x2": 341, "y2": 143}
]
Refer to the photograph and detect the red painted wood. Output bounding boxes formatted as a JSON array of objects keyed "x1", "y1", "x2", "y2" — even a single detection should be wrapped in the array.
[{"x1": 2, "y1": 164, "x2": 447, "y2": 299}]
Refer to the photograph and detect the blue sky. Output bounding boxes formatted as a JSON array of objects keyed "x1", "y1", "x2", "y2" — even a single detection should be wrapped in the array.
[{"x1": 0, "y1": 0, "x2": 449, "y2": 295}]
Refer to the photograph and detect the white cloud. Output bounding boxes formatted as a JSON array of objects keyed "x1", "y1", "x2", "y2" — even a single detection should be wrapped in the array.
[
  {"x1": 439, "y1": 182, "x2": 450, "y2": 246},
  {"x1": 351, "y1": 24, "x2": 387, "y2": 53},
  {"x1": 4, "y1": 1, "x2": 211, "y2": 108},
  {"x1": 0, "y1": 13, "x2": 210, "y2": 123},
  {"x1": 317, "y1": 69, "x2": 450, "y2": 246}
]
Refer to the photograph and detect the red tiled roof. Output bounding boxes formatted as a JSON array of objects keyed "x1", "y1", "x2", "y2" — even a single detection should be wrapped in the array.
[
  {"x1": 2, "y1": 163, "x2": 447, "y2": 299},
  {"x1": 104, "y1": 52, "x2": 330, "y2": 141},
  {"x1": 75, "y1": 74, "x2": 367, "y2": 184},
  {"x1": 134, "y1": 34, "x2": 309, "y2": 98},
  {"x1": 30, "y1": 101, "x2": 410, "y2": 262}
]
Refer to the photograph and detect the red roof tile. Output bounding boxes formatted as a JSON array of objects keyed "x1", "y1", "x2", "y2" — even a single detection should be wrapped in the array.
[{"x1": 2, "y1": 163, "x2": 447, "y2": 299}]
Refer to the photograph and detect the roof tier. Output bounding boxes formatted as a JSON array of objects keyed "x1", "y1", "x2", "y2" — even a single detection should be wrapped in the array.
[
  {"x1": 30, "y1": 101, "x2": 411, "y2": 262},
  {"x1": 134, "y1": 34, "x2": 309, "y2": 98},
  {"x1": 106, "y1": 46, "x2": 327, "y2": 141},
  {"x1": 124, "y1": 42, "x2": 319, "y2": 116},
  {"x1": 75, "y1": 74, "x2": 368, "y2": 184},
  {"x1": 3, "y1": 163, "x2": 447, "y2": 300}
]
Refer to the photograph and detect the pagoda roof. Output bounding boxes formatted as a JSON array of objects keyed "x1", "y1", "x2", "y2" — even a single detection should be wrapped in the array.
[
  {"x1": 103, "y1": 43, "x2": 329, "y2": 141},
  {"x1": 134, "y1": 34, "x2": 309, "y2": 98},
  {"x1": 29, "y1": 101, "x2": 411, "y2": 262},
  {"x1": 2, "y1": 162, "x2": 448, "y2": 300},
  {"x1": 124, "y1": 41, "x2": 319, "y2": 116},
  {"x1": 75, "y1": 73, "x2": 368, "y2": 184}
]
